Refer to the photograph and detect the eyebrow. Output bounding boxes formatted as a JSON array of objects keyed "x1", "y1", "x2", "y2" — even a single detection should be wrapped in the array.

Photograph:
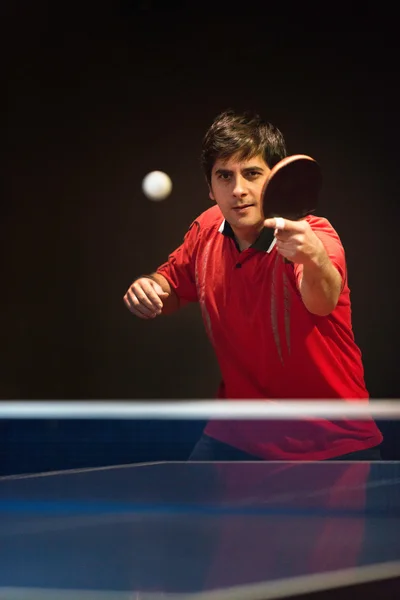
[{"x1": 215, "y1": 166, "x2": 265, "y2": 175}]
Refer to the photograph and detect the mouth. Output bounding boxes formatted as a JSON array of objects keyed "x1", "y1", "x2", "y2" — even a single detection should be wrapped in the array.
[{"x1": 232, "y1": 204, "x2": 254, "y2": 211}]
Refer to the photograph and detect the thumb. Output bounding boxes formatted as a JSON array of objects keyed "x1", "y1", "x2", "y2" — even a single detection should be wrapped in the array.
[
  {"x1": 264, "y1": 217, "x2": 287, "y2": 230},
  {"x1": 263, "y1": 218, "x2": 278, "y2": 229},
  {"x1": 150, "y1": 280, "x2": 170, "y2": 298}
]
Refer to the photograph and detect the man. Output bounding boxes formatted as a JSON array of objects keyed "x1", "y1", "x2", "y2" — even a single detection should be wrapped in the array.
[{"x1": 123, "y1": 109, "x2": 382, "y2": 461}]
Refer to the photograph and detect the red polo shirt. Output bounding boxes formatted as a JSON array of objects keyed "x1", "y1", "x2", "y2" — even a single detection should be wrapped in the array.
[{"x1": 156, "y1": 205, "x2": 382, "y2": 460}]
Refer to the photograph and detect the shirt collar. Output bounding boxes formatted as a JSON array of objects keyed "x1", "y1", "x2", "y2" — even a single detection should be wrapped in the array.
[{"x1": 219, "y1": 219, "x2": 276, "y2": 253}]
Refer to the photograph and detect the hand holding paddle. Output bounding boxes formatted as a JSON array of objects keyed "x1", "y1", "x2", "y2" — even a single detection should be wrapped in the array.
[
  {"x1": 264, "y1": 217, "x2": 326, "y2": 265},
  {"x1": 262, "y1": 155, "x2": 324, "y2": 264}
]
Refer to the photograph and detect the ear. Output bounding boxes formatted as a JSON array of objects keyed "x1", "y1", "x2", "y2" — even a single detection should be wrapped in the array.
[{"x1": 208, "y1": 184, "x2": 215, "y2": 202}]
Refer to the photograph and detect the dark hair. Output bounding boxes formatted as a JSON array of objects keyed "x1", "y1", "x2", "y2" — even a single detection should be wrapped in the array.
[{"x1": 201, "y1": 109, "x2": 287, "y2": 184}]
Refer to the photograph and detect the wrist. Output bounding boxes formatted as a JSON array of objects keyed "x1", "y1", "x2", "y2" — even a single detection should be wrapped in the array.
[{"x1": 303, "y1": 239, "x2": 328, "y2": 271}]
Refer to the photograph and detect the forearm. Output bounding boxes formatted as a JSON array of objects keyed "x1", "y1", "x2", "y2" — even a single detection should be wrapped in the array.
[
  {"x1": 299, "y1": 248, "x2": 342, "y2": 316},
  {"x1": 146, "y1": 272, "x2": 180, "y2": 315}
]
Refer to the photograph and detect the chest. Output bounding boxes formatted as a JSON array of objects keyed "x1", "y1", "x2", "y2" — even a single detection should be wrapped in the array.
[{"x1": 194, "y1": 238, "x2": 300, "y2": 324}]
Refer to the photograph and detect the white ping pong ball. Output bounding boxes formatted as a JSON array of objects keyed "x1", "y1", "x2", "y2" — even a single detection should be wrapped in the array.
[{"x1": 142, "y1": 170, "x2": 172, "y2": 201}]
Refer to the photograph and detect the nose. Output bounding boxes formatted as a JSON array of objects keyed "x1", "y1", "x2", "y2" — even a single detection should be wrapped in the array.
[{"x1": 232, "y1": 175, "x2": 248, "y2": 198}]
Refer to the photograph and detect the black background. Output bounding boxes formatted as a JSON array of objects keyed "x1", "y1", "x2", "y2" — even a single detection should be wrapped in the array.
[{"x1": 2, "y1": 2, "x2": 399, "y2": 470}]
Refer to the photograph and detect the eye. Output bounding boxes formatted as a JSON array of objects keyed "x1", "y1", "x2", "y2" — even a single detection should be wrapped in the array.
[
  {"x1": 246, "y1": 170, "x2": 262, "y2": 179},
  {"x1": 216, "y1": 172, "x2": 231, "y2": 181}
]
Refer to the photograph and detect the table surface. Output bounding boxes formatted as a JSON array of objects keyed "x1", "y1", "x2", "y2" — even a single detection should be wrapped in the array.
[{"x1": 1, "y1": 460, "x2": 400, "y2": 599}]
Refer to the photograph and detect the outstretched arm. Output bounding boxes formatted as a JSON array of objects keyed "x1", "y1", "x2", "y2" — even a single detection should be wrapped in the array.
[{"x1": 264, "y1": 217, "x2": 342, "y2": 316}]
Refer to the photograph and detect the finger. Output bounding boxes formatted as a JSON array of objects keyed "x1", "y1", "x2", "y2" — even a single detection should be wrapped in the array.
[
  {"x1": 264, "y1": 217, "x2": 301, "y2": 231},
  {"x1": 274, "y1": 228, "x2": 292, "y2": 240},
  {"x1": 275, "y1": 246, "x2": 290, "y2": 261},
  {"x1": 123, "y1": 295, "x2": 153, "y2": 319},
  {"x1": 275, "y1": 240, "x2": 285, "y2": 254},
  {"x1": 125, "y1": 302, "x2": 156, "y2": 319},
  {"x1": 264, "y1": 217, "x2": 286, "y2": 230},
  {"x1": 150, "y1": 281, "x2": 170, "y2": 298},
  {"x1": 125, "y1": 289, "x2": 160, "y2": 318},
  {"x1": 276, "y1": 241, "x2": 296, "y2": 260},
  {"x1": 135, "y1": 281, "x2": 164, "y2": 311}
]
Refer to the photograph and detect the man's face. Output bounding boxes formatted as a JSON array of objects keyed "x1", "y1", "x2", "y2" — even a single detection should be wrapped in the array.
[{"x1": 209, "y1": 154, "x2": 271, "y2": 237}]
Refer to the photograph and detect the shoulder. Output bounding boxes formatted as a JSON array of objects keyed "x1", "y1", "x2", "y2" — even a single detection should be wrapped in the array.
[
  {"x1": 306, "y1": 215, "x2": 342, "y2": 242},
  {"x1": 183, "y1": 205, "x2": 224, "y2": 244},
  {"x1": 306, "y1": 215, "x2": 347, "y2": 275},
  {"x1": 188, "y1": 204, "x2": 224, "y2": 232},
  {"x1": 179, "y1": 205, "x2": 223, "y2": 254}
]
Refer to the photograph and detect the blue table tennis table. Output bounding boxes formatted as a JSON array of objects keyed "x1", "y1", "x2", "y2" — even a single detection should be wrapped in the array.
[{"x1": 1, "y1": 460, "x2": 400, "y2": 599}]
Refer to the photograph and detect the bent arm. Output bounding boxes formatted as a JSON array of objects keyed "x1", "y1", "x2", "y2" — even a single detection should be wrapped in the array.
[
  {"x1": 299, "y1": 245, "x2": 342, "y2": 316},
  {"x1": 146, "y1": 272, "x2": 180, "y2": 315}
]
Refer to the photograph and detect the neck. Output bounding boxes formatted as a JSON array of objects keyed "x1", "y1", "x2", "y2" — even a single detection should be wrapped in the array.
[
  {"x1": 236, "y1": 237, "x2": 253, "y2": 251},
  {"x1": 232, "y1": 225, "x2": 263, "y2": 251}
]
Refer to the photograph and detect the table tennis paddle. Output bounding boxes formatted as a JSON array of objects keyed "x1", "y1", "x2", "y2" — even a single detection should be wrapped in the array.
[{"x1": 262, "y1": 154, "x2": 322, "y2": 221}]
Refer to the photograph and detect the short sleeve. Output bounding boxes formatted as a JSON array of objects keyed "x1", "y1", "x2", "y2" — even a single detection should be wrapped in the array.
[
  {"x1": 156, "y1": 221, "x2": 200, "y2": 303},
  {"x1": 293, "y1": 217, "x2": 347, "y2": 292}
]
